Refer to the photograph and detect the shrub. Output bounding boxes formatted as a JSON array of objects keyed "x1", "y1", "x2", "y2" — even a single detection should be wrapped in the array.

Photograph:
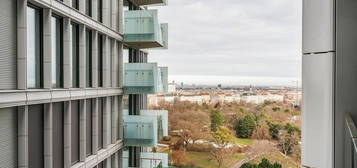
[
  {"x1": 267, "y1": 122, "x2": 282, "y2": 140},
  {"x1": 235, "y1": 115, "x2": 256, "y2": 138},
  {"x1": 240, "y1": 158, "x2": 282, "y2": 168}
]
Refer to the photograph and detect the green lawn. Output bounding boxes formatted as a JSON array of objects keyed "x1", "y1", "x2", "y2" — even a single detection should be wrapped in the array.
[
  {"x1": 234, "y1": 138, "x2": 254, "y2": 146},
  {"x1": 186, "y1": 151, "x2": 243, "y2": 168}
]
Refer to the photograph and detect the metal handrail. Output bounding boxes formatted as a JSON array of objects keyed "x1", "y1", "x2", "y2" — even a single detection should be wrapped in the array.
[{"x1": 345, "y1": 113, "x2": 357, "y2": 168}]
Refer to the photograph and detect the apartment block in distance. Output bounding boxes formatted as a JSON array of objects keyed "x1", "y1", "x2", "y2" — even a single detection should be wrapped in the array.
[{"x1": 302, "y1": 0, "x2": 357, "y2": 167}]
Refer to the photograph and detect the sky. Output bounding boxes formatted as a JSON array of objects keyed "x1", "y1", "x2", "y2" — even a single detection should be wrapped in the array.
[{"x1": 139, "y1": 0, "x2": 302, "y2": 86}]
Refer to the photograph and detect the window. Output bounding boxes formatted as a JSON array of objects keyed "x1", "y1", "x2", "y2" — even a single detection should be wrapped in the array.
[
  {"x1": 86, "y1": 30, "x2": 92, "y2": 88},
  {"x1": 51, "y1": 16, "x2": 63, "y2": 88},
  {"x1": 52, "y1": 102, "x2": 64, "y2": 168},
  {"x1": 98, "y1": 34, "x2": 103, "y2": 87},
  {"x1": 85, "y1": 0, "x2": 92, "y2": 17},
  {"x1": 86, "y1": 99, "x2": 92, "y2": 156},
  {"x1": 71, "y1": 100, "x2": 80, "y2": 164},
  {"x1": 27, "y1": 6, "x2": 42, "y2": 89},
  {"x1": 71, "y1": 23, "x2": 79, "y2": 88},
  {"x1": 28, "y1": 104, "x2": 44, "y2": 168},
  {"x1": 72, "y1": 0, "x2": 79, "y2": 10},
  {"x1": 98, "y1": 0, "x2": 103, "y2": 23}
]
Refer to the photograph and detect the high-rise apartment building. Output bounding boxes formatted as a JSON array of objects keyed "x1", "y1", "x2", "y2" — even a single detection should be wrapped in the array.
[
  {"x1": 302, "y1": 0, "x2": 357, "y2": 167},
  {"x1": 0, "y1": 0, "x2": 168, "y2": 168}
]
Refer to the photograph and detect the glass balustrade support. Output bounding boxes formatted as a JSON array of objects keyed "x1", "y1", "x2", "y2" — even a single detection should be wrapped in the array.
[
  {"x1": 124, "y1": 63, "x2": 168, "y2": 94},
  {"x1": 122, "y1": 151, "x2": 169, "y2": 168},
  {"x1": 123, "y1": 115, "x2": 158, "y2": 147},
  {"x1": 124, "y1": 0, "x2": 168, "y2": 6},
  {"x1": 124, "y1": 10, "x2": 168, "y2": 49}
]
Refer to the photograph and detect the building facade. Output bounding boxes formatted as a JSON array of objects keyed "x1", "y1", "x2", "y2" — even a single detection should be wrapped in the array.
[
  {"x1": 0, "y1": 0, "x2": 169, "y2": 167},
  {"x1": 302, "y1": 0, "x2": 357, "y2": 167}
]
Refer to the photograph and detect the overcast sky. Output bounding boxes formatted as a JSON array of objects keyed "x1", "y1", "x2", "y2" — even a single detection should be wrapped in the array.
[{"x1": 145, "y1": 0, "x2": 302, "y2": 86}]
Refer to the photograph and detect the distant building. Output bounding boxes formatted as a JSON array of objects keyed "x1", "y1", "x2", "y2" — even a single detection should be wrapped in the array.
[{"x1": 168, "y1": 83, "x2": 177, "y2": 93}]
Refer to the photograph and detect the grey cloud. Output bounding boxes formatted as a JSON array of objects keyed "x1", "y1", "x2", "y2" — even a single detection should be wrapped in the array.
[{"x1": 148, "y1": 0, "x2": 302, "y2": 85}]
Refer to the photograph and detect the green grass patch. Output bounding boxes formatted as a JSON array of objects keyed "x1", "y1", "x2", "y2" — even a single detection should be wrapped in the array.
[{"x1": 234, "y1": 138, "x2": 254, "y2": 146}]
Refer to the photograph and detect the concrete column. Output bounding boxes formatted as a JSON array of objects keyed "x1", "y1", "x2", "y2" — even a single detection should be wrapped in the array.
[
  {"x1": 113, "y1": 152, "x2": 119, "y2": 168},
  {"x1": 79, "y1": 0, "x2": 85, "y2": 14},
  {"x1": 44, "y1": 103, "x2": 53, "y2": 168},
  {"x1": 79, "y1": 25, "x2": 86, "y2": 88},
  {"x1": 18, "y1": 106, "x2": 28, "y2": 168},
  {"x1": 118, "y1": 95, "x2": 123, "y2": 140},
  {"x1": 103, "y1": 36, "x2": 110, "y2": 87},
  {"x1": 43, "y1": 9, "x2": 52, "y2": 89},
  {"x1": 111, "y1": 41, "x2": 117, "y2": 87},
  {"x1": 92, "y1": 31, "x2": 98, "y2": 88},
  {"x1": 92, "y1": 0, "x2": 98, "y2": 20},
  {"x1": 103, "y1": 97, "x2": 110, "y2": 147},
  {"x1": 64, "y1": 101, "x2": 71, "y2": 168},
  {"x1": 111, "y1": 96, "x2": 117, "y2": 143},
  {"x1": 17, "y1": 0, "x2": 27, "y2": 90},
  {"x1": 118, "y1": 0, "x2": 123, "y2": 34},
  {"x1": 106, "y1": 156, "x2": 111, "y2": 168},
  {"x1": 103, "y1": 0, "x2": 110, "y2": 26},
  {"x1": 111, "y1": 0, "x2": 118, "y2": 30},
  {"x1": 63, "y1": 18, "x2": 71, "y2": 89},
  {"x1": 79, "y1": 99, "x2": 87, "y2": 161},
  {"x1": 118, "y1": 42, "x2": 123, "y2": 88},
  {"x1": 92, "y1": 98, "x2": 99, "y2": 154}
]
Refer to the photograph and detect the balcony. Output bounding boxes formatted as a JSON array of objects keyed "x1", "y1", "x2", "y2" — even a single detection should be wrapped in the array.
[
  {"x1": 124, "y1": 63, "x2": 168, "y2": 94},
  {"x1": 122, "y1": 151, "x2": 169, "y2": 168},
  {"x1": 124, "y1": 10, "x2": 168, "y2": 49},
  {"x1": 123, "y1": 110, "x2": 168, "y2": 147},
  {"x1": 124, "y1": 0, "x2": 168, "y2": 6},
  {"x1": 123, "y1": 115, "x2": 158, "y2": 147}
]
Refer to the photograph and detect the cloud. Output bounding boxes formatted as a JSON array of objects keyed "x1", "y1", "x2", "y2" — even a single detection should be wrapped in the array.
[{"x1": 146, "y1": 0, "x2": 302, "y2": 85}]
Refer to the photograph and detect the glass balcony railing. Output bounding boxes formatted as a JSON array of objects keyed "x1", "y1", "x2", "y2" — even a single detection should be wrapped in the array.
[
  {"x1": 124, "y1": 10, "x2": 168, "y2": 49},
  {"x1": 141, "y1": 110, "x2": 169, "y2": 140},
  {"x1": 123, "y1": 109, "x2": 168, "y2": 146},
  {"x1": 124, "y1": 63, "x2": 168, "y2": 94},
  {"x1": 124, "y1": 0, "x2": 168, "y2": 6},
  {"x1": 124, "y1": 115, "x2": 158, "y2": 147},
  {"x1": 122, "y1": 151, "x2": 169, "y2": 168}
]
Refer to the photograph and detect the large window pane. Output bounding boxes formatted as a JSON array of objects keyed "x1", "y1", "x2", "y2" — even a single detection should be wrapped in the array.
[
  {"x1": 71, "y1": 100, "x2": 80, "y2": 164},
  {"x1": 71, "y1": 23, "x2": 79, "y2": 88},
  {"x1": 98, "y1": 0, "x2": 103, "y2": 23},
  {"x1": 86, "y1": 30, "x2": 92, "y2": 88},
  {"x1": 27, "y1": 6, "x2": 41, "y2": 89},
  {"x1": 51, "y1": 16, "x2": 63, "y2": 88},
  {"x1": 72, "y1": 0, "x2": 79, "y2": 10},
  {"x1": 98, "y1": 34, "x2": 103, "y2": 87},
  {"x1": 85, "y1": 0, "x2": 92, "y2": 17},
  {"x1": 28, "y1": 104, "x2": 44, "y2": 168},
  {"x1": 52, "y1": 102, "x2": 64, "y2": 168}
]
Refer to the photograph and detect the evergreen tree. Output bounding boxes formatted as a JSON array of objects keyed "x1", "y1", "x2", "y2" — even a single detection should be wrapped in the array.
[
  {"x1": 210, "y1": 109, "x2": 224, "y2": 132},
  {"x1": 235, "y1": 114, "x2": 256, "y2": 138}
]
